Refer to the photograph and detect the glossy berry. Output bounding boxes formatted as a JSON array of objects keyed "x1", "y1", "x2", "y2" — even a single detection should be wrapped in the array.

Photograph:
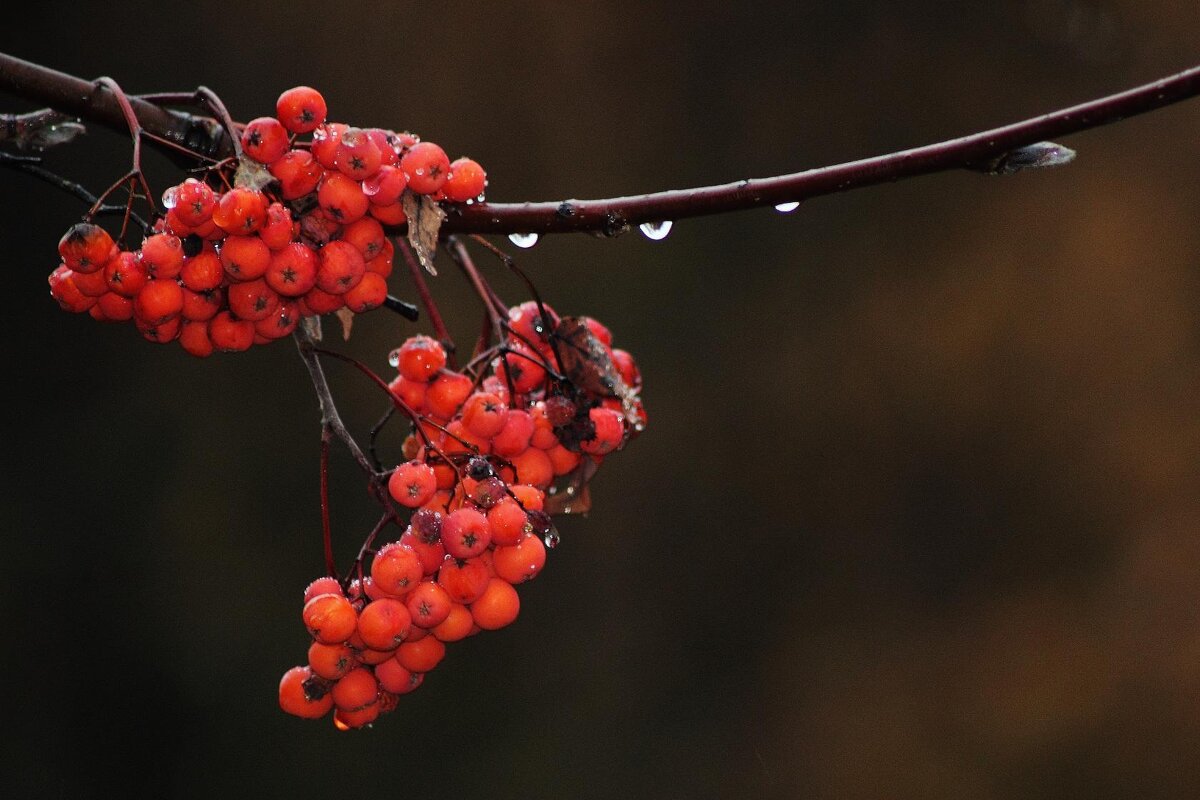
[
  {"x1": 443, "y1": 157, "x2": 486, "y2": 202},
  {"x1": 388, "y1": 461, "x2": 437, "y2": 508},
  {"x1": 241, "y1": 116, "x2": 290, "y2": 163},
  {"x1": 356, "y1": 598, "x2": 412, "y2": 651},
  {"x1": 441, "y1": 508, "x2": 491, "y2": 559},
  {"x1": 371, "y1": 542, "x2": 423, "y2": 595},
  {"x1": 303, "y1": 593, "x2": 358, "y2": 644},
  {"x1": 399, "y1": 141, "x2": 450, "y2": 195},
  {"x1": 394, "y1": 335, "x2": 447, "y2": 382},
  {"x1": 58, "y1": 222, "x2": 115, "y2": 273},
  {"x1": 276, "y1": 86, "x2": 327, "y2": 134},
  {"x1": 470, "y1": 577, "x2": 520, "y2": 630},
  {"x1": 279, "y1": 666, "x2": 333, "y2": 719}
]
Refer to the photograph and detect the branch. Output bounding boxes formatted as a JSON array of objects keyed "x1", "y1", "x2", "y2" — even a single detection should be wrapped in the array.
[{"x1": 3, "y1": 49, "x2": 1198, "y2": 235}]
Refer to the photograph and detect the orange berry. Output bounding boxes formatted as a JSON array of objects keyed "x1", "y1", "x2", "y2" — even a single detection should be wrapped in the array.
[
  {"x1": 431, "y1": 602, "x2": 473, "y2": 642},
  {"x1": 357, "y1": 598, "x2": 412, "y2": 651},
  {"x1": 493, "y1": 533, "x2": 547, "y2": 584},
  {"x1": 405, "y1": 580, "x2": 452, "y2": 629},
  {"x1": 331, "y1": 666, "x2": 378, "y2": 711},
  {"x1": 279, "y1": 665, "x2": 333, "y2": 719},
  {"x1": 308, "y1": 641, "x2": 355, "y2": 680},
  {"x1": 470, "y1": 577, "x2": 520, "y2": 630},
  {"x1": 395, "y1": 635, "x2": 446, "y2": 673},
  {"x1": 302, "y1": 593, "x2": 358, "y2": 644}
]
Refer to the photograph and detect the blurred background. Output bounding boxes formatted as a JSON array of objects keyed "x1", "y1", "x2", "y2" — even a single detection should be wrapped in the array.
[{"x1": 2, "y1": 1, "x2": 1199, "y2": 797}]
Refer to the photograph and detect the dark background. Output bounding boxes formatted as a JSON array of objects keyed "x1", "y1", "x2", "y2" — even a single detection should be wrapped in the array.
[{"x1": 3, "y1": 2, "x2": 1199, "y2": 797}]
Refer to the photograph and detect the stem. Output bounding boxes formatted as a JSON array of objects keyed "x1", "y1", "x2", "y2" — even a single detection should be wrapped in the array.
[
  {"x1": 319, "y1": 430, "x2": 337, "y2": 578},
  {"x1": 398, "y1": 238, "x2": 455, "y2": 365},
  {"x1": 3, "y1": 51, "x2": 1198, "y2": 233},
  {"x1": 293, "y1": 324, "x2": 378, "y2": 479}
]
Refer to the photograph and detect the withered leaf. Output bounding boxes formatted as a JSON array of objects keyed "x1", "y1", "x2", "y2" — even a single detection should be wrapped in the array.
[
  {"x1": 334, "y1": 307, "x2": 355, "y2": 341},
  {"x1": 402, "y1": 191, "x2": 445, "y2": 275},
  {"x1": 553, "y1": 316, "x2": 645, "y2": 435}
]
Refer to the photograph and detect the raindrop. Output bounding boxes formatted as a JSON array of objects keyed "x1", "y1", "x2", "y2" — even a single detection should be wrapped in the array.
[
  {"x1": 387, "y1": 348, "x2": 400, "y2": 368},
  {"x1": 774, "y1": 201, "x2": 800, "y2": 213},
  {"x1": 508, "y1": 232, "x2": 539, "y2": 249},
  {"x1": 161, "y1": 186, "x2": 178, "y2": 209},
  {"x1": 543, "y1": 530, "x2": 561, "y2": 549},
  {"x1": 638, "y1": 220, "x2": 673, "y2": 240}
]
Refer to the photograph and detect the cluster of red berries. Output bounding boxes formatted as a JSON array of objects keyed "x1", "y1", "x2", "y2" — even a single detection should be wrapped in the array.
[
  {"x1": 47, "y1": 86, "x2": 488, "y2": 356},
  {"x1": 280, "y1": 303, "x2": 644, "y2": 728}
]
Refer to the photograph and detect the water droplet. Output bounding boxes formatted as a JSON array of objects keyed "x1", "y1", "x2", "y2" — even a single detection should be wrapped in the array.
[
  {"x1": 565, "y1": 485, "x2": 576, "y2": 496},
  {"x1": 161, "y1": 186, "x2": 178, "y2": 209},
  {"x1": 543, "y1": 530, "x2": 560, "y2": 549},
  {"x1": 774, "y1": 201, "x2": 800, "y2": 213},
  {"x1": 638, "y1": 220, "x2": 673, "y2": 240},
  {"x1": 508, "y1": 232, "x2": 539, "y2": 249},
  {"x1": 633, "y1": 421, "x2": 646, "y2": 433},
  {"x1": 387, "y1": 348, "x2": 400, "y2": 368}
]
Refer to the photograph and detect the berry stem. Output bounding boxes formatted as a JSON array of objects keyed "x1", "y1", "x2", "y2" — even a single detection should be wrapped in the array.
[
  {"x1": 319, "y1": 429, "x2": 337, "y2": 579},
  {"x1": 0, "y1": 152, "x2": 149, "y2": 229},
  {"x1": 5, "y1": 52, "x2": 1197, "y2": 236},
  {"x1": 398, "y1": 238, "x2": 455, "y2": 367}
]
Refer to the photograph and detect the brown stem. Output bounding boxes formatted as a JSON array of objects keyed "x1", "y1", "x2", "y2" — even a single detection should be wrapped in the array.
[
  {"x1": 4, "y1": 51, "x2": 1198, "y2": 234},
  {"x1": 319, "y1": 429, "x2": 337, "y2": 578},
  {"x1": 398, "y1": 238, "x2": 455, "y2": 366}
]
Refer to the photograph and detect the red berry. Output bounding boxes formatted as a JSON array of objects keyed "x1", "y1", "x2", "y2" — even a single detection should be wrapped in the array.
[
  {"x1": 331, "y1": 667, "x2": 378, "y2": 711},
  {"x1": 279, "y1": 665, "x2": 333, "y2": 719},
  {"x1": 343, "y1": 271, "x2": 387, "y2": 313},
  {"x1": 179, "y1": 320, "x2": 214, "y2": 357},
  {"x1": 266, "y1": 243, "x2": 318, "y2": 297},
  {"x1": 388, "y1": 461, "x2": 437, "y2": 508},
  {"x1": 493, "y1": 533, "x2": 546, "y2": 584},
  {"x1": 241, "y1": 116, "x2": 290, "y2": 163},
  {"x1": 227, "y1": 279, "x2": 280, "y2": 322},
  {"x1": 219, "y1": 235, "x2": 271, "y2": 281},
  {"x1": 394, "y1": 635, "x2": 446, "y2": 673},
  {"x1": 133, "y1": 279, "x2": 183, "y2": 323},
  {"x1": 580, "y1": 406, "x2": 625, "y2": 455},
  {"x1": 58, "y1": 222, "x2": 115, "y2": 273},
  {"x1": 394, "y1": 335, "x2": 447, "y2": 382},
  {"x1": 461, "y1": 392, "x2": 508, "y2": 438},
  {"x1": 356, "y1": 598, "x2": 412, "y2": 651},
  {"x1": 311, "y1": 122, "x2": 348, "y2": 169},
  {"x1": 399, "y1": 141, "x2": 450, "y2": 195},
  {"x1": 139, "y1": 233, "x2": 184, "y2": 279},
  {"x1": 404, "y1": 580, "x2": 452, "y2": 629},
  {"x1": 443, "y1": 157, "x2": 487, "y2": 202},
  {"x1": 208, "y1": 310, "x2": 255, "y2": 352},
  {"x1": 174, "y1": 179, "x2": 217, "y2": 226},
  {"x1": 371, "y1": 542, "x2": 423, "y2": 595},
  {"x1": 470, "y1": 577, "x2": 520, "y2": 630},
  {"x1": 437, "y1": 556, "x2": 490, "y2": 604},
  {"x1": 269, "y1": 149, "x2": 323, "y2": 200},
  {"x1": 317, "y1": 173, "x2": 369, "y2": 223},
  {"x1": 303, "y1": 593, "x2": 358, "y2": 644},
  {"x1": 276, "y1": 86, "x2": 327, "y2": 134},
  {"x1": 362, "y1": 164, "x2": 407, "y2": 206},
  {"x1": 212, "y1": 188, "x2": 269, "y2": 234},
  {"x1": 316, "y1": 240, "x2": 365, "y2": 295},
  {"x1": 335, "y1": 128, "x2": 383, "y2": 181}
]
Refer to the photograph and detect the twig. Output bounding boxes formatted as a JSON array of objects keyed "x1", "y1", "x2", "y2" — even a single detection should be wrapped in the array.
[
  {"x1": 398, "y1": 238, "x2": 455, "y2": 365},
  {"x1": 3, "y1": 51, "x2": 1198, "y2": 235},
  {"x1": 0, "y1": 152, "x2": 149, "y2": 229}
]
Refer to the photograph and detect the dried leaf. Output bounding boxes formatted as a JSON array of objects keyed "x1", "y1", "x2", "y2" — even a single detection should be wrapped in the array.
[
  {"x1": 552, "y1": 316, "x2": 645, "y2": 436},
  {"x1": 233, "y1": 157, "x2": 276, "y2": 191},
  {"x1": 334, "y1": 307, "x2": 355, "y2": 341},
  {"x1": 402, "y1": 192, "x2": 445, "y2": 275},
  {"x1": 544, "y1": 458, "x2": 599, "y2": 516}
]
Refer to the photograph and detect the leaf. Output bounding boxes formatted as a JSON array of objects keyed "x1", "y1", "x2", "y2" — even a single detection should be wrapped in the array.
[
  {"x1": 402, "y1": 192, "x2": 445, "y2": 275},
  {"x1": 552, "y1": 316, "x2": 646, "y2": 434},
  {"x1": 301, "y1": 314, "x2": 323, "y2": 342},
  {"x1": 233, "y1": 156, "x2": 276, "y2": 191},
  {"x1": 334, "y1": 307, "x2": 355, "y2": 341}
]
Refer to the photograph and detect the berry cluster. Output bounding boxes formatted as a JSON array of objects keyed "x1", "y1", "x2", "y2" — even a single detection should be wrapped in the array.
[
  {"x1": 280, "y1": 303, "x2": 645, "y2": 728},
  {"x1": 47, "y1": 86, "x2": 488, "y2": 356}
]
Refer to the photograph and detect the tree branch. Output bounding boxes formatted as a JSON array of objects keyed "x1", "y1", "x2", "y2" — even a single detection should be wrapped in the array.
[{"x1": 3, "y1": 49, "x2": 1198, "y2": 236}]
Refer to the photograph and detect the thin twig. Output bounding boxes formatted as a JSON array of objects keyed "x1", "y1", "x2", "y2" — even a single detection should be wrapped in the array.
[{"x1": 398, "y1": 238, "x2": 454, "y2": 365}]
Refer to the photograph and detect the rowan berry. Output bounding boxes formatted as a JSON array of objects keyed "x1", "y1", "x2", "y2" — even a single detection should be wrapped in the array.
[
  {"x1": 371, "y1": 541, "x2": 423, "y2": 596},
  {"x1": 227, "y1": 279, "x2": 280, "y2": 322},
  {"x1": 211, "y1": 187, "x2": 269, "y2": 234},
  {"x1": 71, "y1": 264, "x2": 111, "y2": 297},
  {"x1": 335, "y1": 128, "x2": 383, "y2": 181},
  {"x1": 208, "y1": 311, "x2": 255, "y2": 352},
  {"x1": 547, "y1": 443, "x2": 582, "y2": 476},
  {"x1": 265, "y1": 243, "x2": 318, "y2": 296},
  {"x1": 269, "y1": 149, "x2": 323, "y2": 200},
  {"x1": 431, "y1": 602, "x2": 474, "y2": 642},
  {"x1": 179, "y1": 251, "x2": 224, "y2": 292},
  {"x1": 511, "y1": 446, "x2": 553, "y2": 489},
  {"x1": 181, "y1": 287, "x2": 223, "y2": 322},
  {"x1": 421, "y1": 371, "x2": 470, "y2": 419},
  {"x1": 400, "y1": 529, "x2": 446, "y2": 576},
  {"x1": 310, "y1": 122, "x2": 347, "y2": 169},
  {"x1": 437, "y1": 556, "x2": 490, "y2": 604},
  {"x1": 254, "y1": 300, "x2": 300, "y2": 340},
  {"x1": 493, "y1": 533, "x2": 546, "y2": 583},
  {"x1": 304, "y1": 576, "x2": 343, "y2": 603},
  {"x1": 404, "y1": 580, "x2": 452, "y2": 628},
  {"x1": 508, "y1": 300, "x2": 558, "y2": 345},
  {"x1": 259, "y1": 203, "x2": 295, "y2": 250},
  {"x1": 139, "y1": 233, "x2": 184, "y2": 279},
  {"x1": 368, "y1": 201, "x2": 407, "y2": 226},
  {"x1": 461, "y1": 391, "x2": 508, "y2": 438},
  {"x1": 276, "y1": 86, "x2": 327, "y2": 134},
  {"x1": 173, "y1": 179, "x2": 217, "y2": 226},
  {"x1": 388, "y1": 374, "x2": 427, "y2": 413},
  {"x1": 362, "y1": 164, "x2": 407, "y2": 206},
  {"x1": 580, "y1": 406, "x2": 625, "y2": 455},
  {"x1": 410, "y1": 508, "x2": 443, "y2": 544},
  {"x1": 48, "y1": 266, "x2": 96, "y2": 313},
  {"x1": 314, "y1": 240, "x2": 364, "y2": 294},
  {"x1": 394, "y1": 335, "x2": 447, "y2": 382},
  {"x1": 219, "y1": 235, "x2": 271, "y2": 281},
  {"x1": 470, "y1": 577, "x2": 520, "y2": 630},
  {"x1": 241, "y1": 116, "x2": 290, "y2": 164},
  {"x1": 179, "y1": 320, "x2": 214, "y2": 357},
  {"x1": 303, "y1": 593, "x2": 358, "y2": 644},
  {"x1": 334, "y1": 703, "x2": 380, "y2": 730},
  {"x1": 136, "y1": 314, "x2": 181, "y2": 343},
  {"x1": 443, "y1": 157, "x2": 487, "y2": 202},
  {"x1": 58, "y1": 222, "x2": 115, "y2": 273},
  {"x1": 308, "y1": 641, "x2": 355, "y2": 680},
  {"x1": 96, "y1": 291, "x2": 134, "y2": 322},
  {"x1": 317, "y1": 173, "x2": 369, "y2": 223},
  {"x1": 364, "y1": 128, "x2": 400, "y2": 165},
  {"x1": 302, "y1": 286, "x2": 345, "y2": 314},
  {"x1": 400, "y1": 141, "x2": 450, "y2": 195},
  {"x1": 365, "y1": 240, "x2": 395, "y2": 278},
  {"x1": 279, "y1": 665, "x2": 334, "y2": 719},
  {"x1": 133, "y1": 279, "x2": 183, "y2": 323},
  {"x1": 388, "y1": 461, "x2": 437, "y2": 508},
  {"x1": 441, "y1": 508, "x2": 492, "y2": 559},
  {"x1": 357, "y1": 598, "x2": 412, "y2": 651},
  {"x1": 509, "y1": 484, "x2": 545, "y2": 510},
  {"x1": 611, "y1": 348, "x2": 641, "y2": 388},
  {"x1": 331, "y1": 667, "x2": 378, "y2": 711},
  {"x1": 491, "y1": 409, "x2": 535, "y2": 457},
  {"x1": 340, "y1": 217, "x2": 386, "y2": 260},
  {"x1": 374, "y1": 658, "x2": 417, "y2": 694},
  {"x1": 394, "y1": 634, "x2": 446, "y2": 673},
  {"x1": 343, "y1": 271, "x2": 387, "y2": 312}
]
